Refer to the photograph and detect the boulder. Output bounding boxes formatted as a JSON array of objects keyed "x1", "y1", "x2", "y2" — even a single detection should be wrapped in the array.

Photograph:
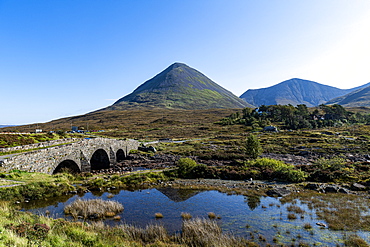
[
  {"x1": 351, "y1": 183, "x2": 367, "y2": 191},
  {"x1": 305, "y1": 183, "x2": 323, "y2": 191},
  {"x1": 263, "y1": 126, "x2": 278, "y2": 132},
  {"x1": 324, "y1": 185, "x2": 339, "y2": 193},
  {"x1": 338, "y1": 187, "x2": 350, "y2": 194},
  {"x1": 266, "y1": 187, "x2": 291, "y2": 197}
]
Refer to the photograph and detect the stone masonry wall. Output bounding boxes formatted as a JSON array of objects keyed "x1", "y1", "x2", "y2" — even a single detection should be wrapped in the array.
[{"x1": 0, "y1": 138, "x2": 139, "y2": 174}]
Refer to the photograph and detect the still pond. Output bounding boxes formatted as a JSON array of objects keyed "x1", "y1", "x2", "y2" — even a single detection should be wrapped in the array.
[{"x1": 21, "y1": 188, "x2": 370, "y2": 246}]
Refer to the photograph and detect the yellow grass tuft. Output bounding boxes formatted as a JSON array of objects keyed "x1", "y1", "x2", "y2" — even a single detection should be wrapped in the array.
[
  {"x1": 105, "y1": 211, "x2": 116, "y2": 217},
  {"x1": 208, "y1": 212, "x2": 217, "y2": 219},
  {"x1": 181, "y1": 212, "x2": 192, "y2": 220},
  {"x1": 113, "y1": 215, "x2": 121, "y2": 220},
  {"x1": 155, "y1": 213, "x2": 163, "y2": 218}
]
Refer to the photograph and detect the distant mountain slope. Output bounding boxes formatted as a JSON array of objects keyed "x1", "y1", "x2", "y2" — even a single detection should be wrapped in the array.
[
  {"x1": 0, "y1": 125, "x2": 16, "y2": 128},
  {"x1": 326, "y1": 84, "x2": 370, "y2": 107},
  {"x1": 240, "y1": 78, "x2": 358, "y2": 107},
  {"x1": 105, "y1": 63, "x2": 252, "y2": 110}
]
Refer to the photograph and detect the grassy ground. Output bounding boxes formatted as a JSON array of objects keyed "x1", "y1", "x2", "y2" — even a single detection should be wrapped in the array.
[
  {"x1": 0, "y1": 133, "x2": 84, "y2": 149},
  {"x1": 0, "y1": 171, "x2": 74, "y2": 201},
  {"x1": 148, "y1": 124, "x2": 370, "y2": 157}
]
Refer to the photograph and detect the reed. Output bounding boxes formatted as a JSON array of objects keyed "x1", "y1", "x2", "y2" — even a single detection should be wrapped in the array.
[
  {"x1": 119, "y1": 224, "x2": 169, "y2": 243},
  {"x1": 181, "y1": 218, "x2": 246, "y2": 247},
  {"x1": 64, "y1": 199, "x2": 123, "y2": 219}
]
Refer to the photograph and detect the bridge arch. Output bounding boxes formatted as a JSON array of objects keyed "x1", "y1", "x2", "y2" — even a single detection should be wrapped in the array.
[
  {"x1": 53, "y1": 159, "x2": 81, "y2": 174},
  {"x1": 90, "y1": 148, "x2": 110, "y2": 170},
  {"x1": 116, "y1": 149, "x2": 126, "y2": 162}
]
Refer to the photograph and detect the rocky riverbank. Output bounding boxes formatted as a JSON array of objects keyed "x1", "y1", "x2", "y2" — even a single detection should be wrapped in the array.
[
  {"x1": 89, "y1": 153, "x2": 370, "y2": 198},
  {"x1": 114, "y1": 152, "x2": 370, "y2": 172},
  {"x1": 156, "y1": 178, "x2": 370, "y2": 198},
  {"x1": 262, "y1": 152, "x2": 370, "y2": 166}
]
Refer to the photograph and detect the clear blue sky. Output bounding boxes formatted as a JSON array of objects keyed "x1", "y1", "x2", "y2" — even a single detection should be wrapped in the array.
[{"x1": 1, "y1": 0, "x2": 370, "y2": 125}]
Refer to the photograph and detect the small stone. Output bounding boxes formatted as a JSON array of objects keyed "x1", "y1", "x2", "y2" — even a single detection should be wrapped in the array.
[{"x1": 316, "y1": 222, "x2": 327, "y2": 228}]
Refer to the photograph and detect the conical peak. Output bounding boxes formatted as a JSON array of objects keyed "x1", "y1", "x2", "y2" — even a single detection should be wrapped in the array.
[
  {"x1": 166, "y1": 62, "x2": 189, "y2": 71},
  {"x1": 110, "y1": 62, "x2": 251, "y2": 110}
]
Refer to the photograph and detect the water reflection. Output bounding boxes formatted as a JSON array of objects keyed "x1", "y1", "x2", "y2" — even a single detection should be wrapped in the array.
[
  {"x1": 21, "y1": 194, "x2": 74, "y2": 210},
  {"x1": 156, "y1": 188, "x2": 203, "y2": 202},
  {"x1": 244, "y1": 196, "x2": 261, "y2": 210}
]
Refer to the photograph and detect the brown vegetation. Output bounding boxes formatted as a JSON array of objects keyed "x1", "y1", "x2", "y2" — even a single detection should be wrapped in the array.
[
  {"x1": 181, "y1": 218, "x2": 247, "y2": 247},
  {"x1": 3, "y1": 109, "x2": 240, "y2": 139},
  {"x1": 64, "y1": 199, "x2": 124, "y2": 219}
]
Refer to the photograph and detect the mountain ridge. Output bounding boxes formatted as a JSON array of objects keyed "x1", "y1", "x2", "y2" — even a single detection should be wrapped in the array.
[
  {"x1": 239, "y1": 78, "x2": 369, "y2": 107},
  {"x1": 326, "y1": 84, "x2": 370, "y2": 107}
]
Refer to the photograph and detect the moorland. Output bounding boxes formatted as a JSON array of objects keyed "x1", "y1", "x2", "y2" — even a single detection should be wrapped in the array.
[{"x1": 1, "y1": 105, "x2": 370, "y2": 246}]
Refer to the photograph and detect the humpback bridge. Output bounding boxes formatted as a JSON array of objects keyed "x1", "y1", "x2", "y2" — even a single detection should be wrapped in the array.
[{"x1": 0, "y1": 138, "x2": 139, "y2": 174}]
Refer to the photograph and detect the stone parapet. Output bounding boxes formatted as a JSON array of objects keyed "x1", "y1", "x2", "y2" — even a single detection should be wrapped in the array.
[{"x1": 0, "y1": 138, "x2": 80, "y2": 153}]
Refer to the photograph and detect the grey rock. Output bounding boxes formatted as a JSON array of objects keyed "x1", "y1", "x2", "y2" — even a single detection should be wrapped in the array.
[
  {"x1": 324, "y1": 185, "x2": 339, "y2": 193},
  {"x1": 266, "y1": 187, "x2": 291, "y2": 197},
  {"x1": 338, "y1": 187, "x2": 350, "y2": 194},
  {"x1": 351, "y1": 183, "x2": 367, "y2": 191}
]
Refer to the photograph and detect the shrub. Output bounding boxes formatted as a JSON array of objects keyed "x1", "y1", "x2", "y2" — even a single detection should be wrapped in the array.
[
  {"x1": 176, "y1": 158, "x2": 209, "y2": 178},
  {"x1": 247, "y1": 158, "x2": 307, "y2": 182},
  {"x1": 301, "y1": 157, "x2": 356, "y2": 182},
  {"x1": 6, "y1": 222, "x2": 50, "y2": 244},
  {"x1": 177, "y1": 158, "x2": 198, "y2": 177}
]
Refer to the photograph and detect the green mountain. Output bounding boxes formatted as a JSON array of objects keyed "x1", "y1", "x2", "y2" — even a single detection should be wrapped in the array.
[
  {"x1": 105, "y1": 63, "x2": 252, "y2": 110},
  {"x1": 326, "y1": 84, "x2": 370, "y2": 107},
  {"x1": 239, "y1": 78, "x2": 367, "y2": 107}
]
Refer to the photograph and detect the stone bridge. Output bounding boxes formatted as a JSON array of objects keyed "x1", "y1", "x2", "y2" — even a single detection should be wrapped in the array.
[{"x1": 0, "y1": 138, "x2": 139, "y2": 174}]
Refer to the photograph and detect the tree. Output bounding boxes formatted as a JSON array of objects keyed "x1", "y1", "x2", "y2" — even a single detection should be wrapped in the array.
[
  {"x1": 244, "y1": 134, "x2": 263, "y2": 159},
  {"x1": 295, "y1": 104, "x2": 309, "y2": 119}
]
